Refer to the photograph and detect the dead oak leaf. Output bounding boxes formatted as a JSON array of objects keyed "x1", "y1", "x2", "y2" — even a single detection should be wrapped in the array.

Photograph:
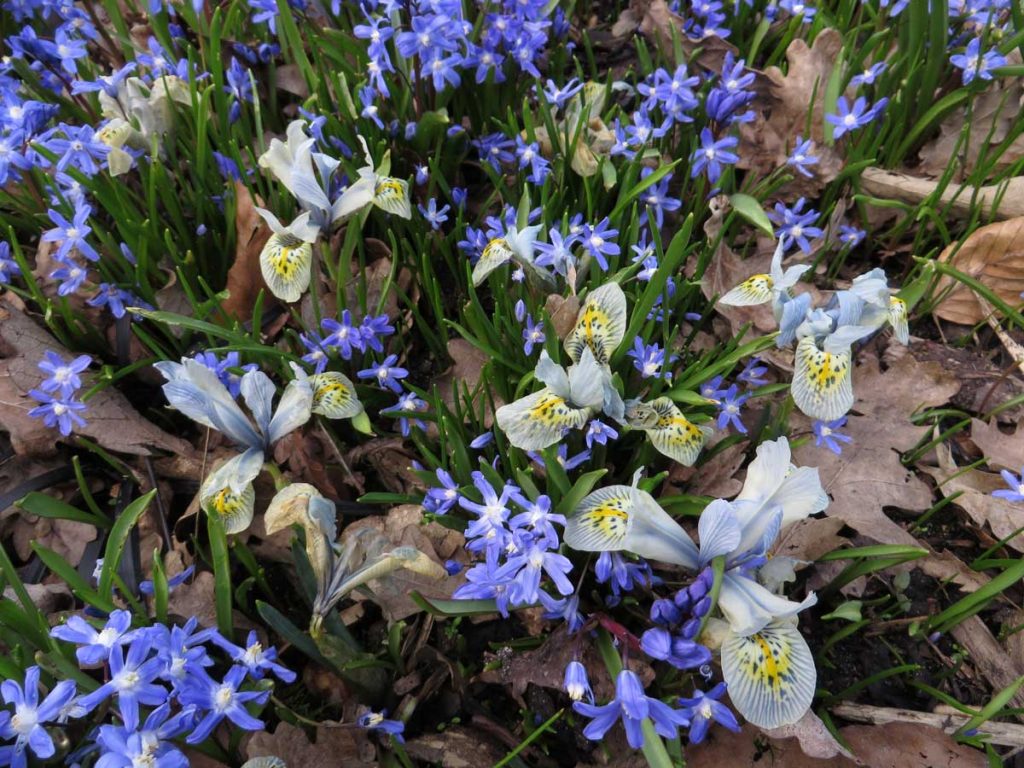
[
  {"x1": 246, "y1": 722, "x2": 375, "y2": 767},
  {"x1": 0, "y1": 301, "x2": 194, "y2": 459},
  {"x1": 933, "y1": 216, "x2": 1024, "y2": 325},
  {"x1": 791, "y1": 350, "x2": 960, "y2": 545},
  {"x1": 738, "y1": 30, "x2": 845, "y2": 195},
  {"x1": 343, "y1": 505, "x2": 460, "y2": 621},
  {"x1": 920, "y1": 443, "x2": 1024, "y2": 553},
  {"x1": 970, "y1": 417, "x2": 1024, "y2": 472},
  {"x1": 221, "y1": 181, "x2": 272, "y2": 320},
  {"x1": 611, "y1": 0, "x2": 737, "y2": 72}
]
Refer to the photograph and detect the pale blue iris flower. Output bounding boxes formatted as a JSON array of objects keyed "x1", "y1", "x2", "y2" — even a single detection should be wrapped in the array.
[{"x1": 155, "y1": 359, "x2": 313, "y2": 532}]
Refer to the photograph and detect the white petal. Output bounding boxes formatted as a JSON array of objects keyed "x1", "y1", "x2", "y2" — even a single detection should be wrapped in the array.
[
  {"x1": 718, "y1": 572, "x2": 816, "y2": 636},
  {"x1": 697, "y1": 499, "x2": 743, "y2": 565},
  {"x1": 791, "y1": 337, "x2": 854, "y2": 422},
  {"x1": 719, "y1": 274, "x2": 773, "y2": 306},
  {"x1": 259, "y1": 234, "x2": 313, "y2": 303},
  {"x1": 721, "y1": 620, "x2": 816, "y2": 729},
  {"x1": 372, "y1": 176, "x2": 412, "y2": 218},
  {"x1": 267, "y1": 376, "x2": 313, "y2": 444},
  {"x1": 564, "y1": 282, "x2": 627, "y2": 365},
  {"x1": 471, "y1": 237, "x2": 513, "y2": 286},
  {"x1": 309, "y1": 372, "x2": 363, "y2": 419},
  {"x1": 495, "y1": 388, "x2": 591, "y2": 450},
  {"x1": 534, "y1": 351, "x2": 570, "y2": 398}
]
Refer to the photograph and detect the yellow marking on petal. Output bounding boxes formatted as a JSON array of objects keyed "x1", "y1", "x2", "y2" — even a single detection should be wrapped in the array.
[
  {"x1": 496, "y1": 388, "x2": 592, "y2": 450},
  {"x1": 721, "y1": 621, "x2": 816, "y2": 729},
  {"x1": 260, "y1": 233, "x2": 312, "y2": 302},
  {"x1": 202, "y1": 481, "x2": 256, "y2": 535},
  {"x1": 792, "y1": 337, "x2": 853, "y2": 421},
  {"x1": 372, "y1": 176, "x2": 411, "y2": 218},
  {"x1": 310, "y1": 372, "x2": 362, "y2": 419},
  {"x1": 630, "y1": 398, "x2": 707, "y2": 465},
  {"x1": 374, "y1": 178, "x2": 404, "y2": 199},
  {"x1": 565, "y1": 284, "x2": 627, "y2": 364},
  {"x1": 889, "y1": 297, "x2": 909, "y2": 344},
  {"x1": 565, "y1": 487, "x2": 635, "y2": 550},
  {"x1": 720, "y1": 274, "x2": 774, "y2": 306}
]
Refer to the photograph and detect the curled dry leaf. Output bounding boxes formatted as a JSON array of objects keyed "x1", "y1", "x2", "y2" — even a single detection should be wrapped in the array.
[
  {"x1": 920, "y1": 443, "x2": 1024, "y2": 553},
  {"x1": 791, "y1": 350, "x2": 960, "y2": 546},
  {"x1": 343, "y1": 505, "x2": 462, "y2": 621},
  {"x1": 405, "y1": 725, "x2": 505, "y2": 768},
  {"x1": 221, "y1": 180, "x2": 272, "y2": 320},
  {"x1": 933, "y1": 216, "x2": 1024, "y2": 325},
  {"x1": 970, "y1": 417, "x2": 1024, "y2": 472},
  {"x1": 690, "y1": 720, "x2": 987, "y2": 767},
  {"x1": 478, "y1": 626, "x2": 653, "y2": 702},
  {"x1": 738, "y1": 30, "x2": 845, "y2": 196},
  {"x1": 611, "y1": 0, "x2": 737, "y2": 72},
  {"x1": 245, "y1": 722, "x2": 375, "y2": 768},
  {"x1": 545, "y1": 293, "x2": 580, "y2": 339},
  {"x1": 0, "y1": 301, "x2": 194, "y2": 459},
  {"x1": 762, "y1": 709, "x2": 854, "y2": 761}
]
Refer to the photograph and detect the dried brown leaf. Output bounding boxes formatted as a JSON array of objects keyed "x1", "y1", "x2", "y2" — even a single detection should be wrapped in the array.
[
  {"x1": 0, "y1": 301, "x2": 194, "y2": 459},
  {"x1": 690, "y1": 720, "x2": 985, "y2": 767},
  {"x1": 920, "y1": 443, "x2": 1024, "y2": 552},
  {"x1": 612, "y1": 0, "x2": 737, "y2": 71},
  {"x1": 246, "y1": 722, "x2": 375, "y2": 767},
  {"x1": 344, "y1": 505, "x2": 460, "y2": 621},
  {"x1": 762, "y1": 710, "x2": 853, "y2": 760},
  {"x1": 773, "y1": 517, "x2": 847, "y2": 564},
  {"x1": 791, "y1": 351, "x2": 960, "y2": 544},
  {"x1": 737, "y1": 30, "x2": 845, "y2": 195},
  {"x1": 405, "y1": 725, "x2": 505, "y2": 768},
  {"x1": 933, "y1": 217, "x2": 1024, "y2": 325},
  {"x1": 860, "y1": 169, "x2": 1024, "y2": 221},
  {"x1": 221, "y1": 181, "x2": 272, "y2": 319},
  {"x1": 544, "y1": 293, "x2": 580, "y2": 339},
  {"x1": 970, "y1": 417, "x2": 1024, "y2": 472}
]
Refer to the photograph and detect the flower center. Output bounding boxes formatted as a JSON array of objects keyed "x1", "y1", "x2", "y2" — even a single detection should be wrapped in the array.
[
  {"x1": 214, "y1": 684, "x2": 234, "y2": 711},
  {"x1": 12, "y1": 705, "x2": 39, "y2": 734}
]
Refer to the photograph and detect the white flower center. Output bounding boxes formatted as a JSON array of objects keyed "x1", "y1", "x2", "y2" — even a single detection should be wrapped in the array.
[
  {"x1": 791, "y1": 225, "x2": 803, "y2": 238},
  {"x1": 214, "y1": 684, "x2": 234, "y2": 711},
  {"x1": 12, "y1": 705, "x2": 39, "y2": 735},
  {"x1": 843, "y1": 114, "x2": 856, "y2": 127},
  {"x1": 53, "y1": 403, "x2": 68, "y2": 416},
  {"x1": 97, "y1": 627, "x2": 118, "y2": 646},
  {"x1": 66, "y1": 227, "x2": 80, "y2": 239},
  {"x1": 589, "y1": 235, "x2": 604, "y2": 249},
  {"x1": 705, "y1": 148, "x2": 715, "y2": 159},
  {"x1": 116, "y1": 669, "x2": 140, "y2": 690},
  {"x1": 700, "y1": 702, "x2": 714, "y2": 719},
  {"x1": 243, "y1": 642, "x2": 263, "y2": 666}
]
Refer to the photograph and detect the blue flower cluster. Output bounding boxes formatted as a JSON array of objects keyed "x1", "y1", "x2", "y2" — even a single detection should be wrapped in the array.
[
  {"x1": 440, "y1": 472, "x2": 576, "y2": 616},
  {"x1": 27, "y1": 350, "x2": 91, "y2": 437},
  {"x1": 0, "y1": 609, "x2": 293, "y2": 768}
]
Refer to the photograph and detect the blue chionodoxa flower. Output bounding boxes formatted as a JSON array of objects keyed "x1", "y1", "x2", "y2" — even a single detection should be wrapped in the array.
[
  {"x1": 564, "y1": 438, "x2": 826, "y2": 729},
  {"x1": 0, "y1": 666, "x2": 77, "y2": 768},
  {"x1": 154, "y1": 359, "x2": 314, "y2": 533},
  {"x1": 572, "y1": 669, "x2": 689, "y2": 749}
]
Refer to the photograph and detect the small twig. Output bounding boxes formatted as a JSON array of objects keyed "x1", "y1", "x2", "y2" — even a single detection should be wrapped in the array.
[
  {"x1": 832, "y1": 702, "x2": 1024, "y2": 748},
  {"x1": 317, "y1": 420, "x2": 362, "y2": 493}
]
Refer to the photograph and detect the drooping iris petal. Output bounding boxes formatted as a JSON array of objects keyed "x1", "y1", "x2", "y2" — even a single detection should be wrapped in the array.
[
  {"x1": 259, "y1": 233, "x2": 313, "y2": 303},
  {"x1": 717, "y1": 572, "x2": 817, "y2": 636},
  {"x1": 156, "y1": 359, "x2": 263, "y2": 449},
  {"x1": 309, "y1": 371, "x2": 363, "y2": 419},
  {"x1": 719, "y1": 273, "x2": 773, "y2": 306},
  {"x1": 200, "y1": 453, "x2": 261, "y2": 534},
  {"x1": 889, "y1": 297, "x2": 909, "y2": 344},
  {"x1": 791, "y1": 336, "x2": 853, "y2": 421},
  {"x1": 626, "y1": 397, "x2": 709, "y2": 466},
  {"x1": 564, "y1": 484, "x2": 699, "y2": 568},
  {"x1": 265, "y1": 482, "x2": 337, "y2": 580},
  {"x1": 471, "y1": 237, "x2": 514, "y2": 286},
  {"x1": 495, "y1": 388, "x2": 592, "y2": 450},
  {"x1": 720, "y1": 620, "x2": 816, "y2": 730},
  {"x1": 565, "y1": 282, "x2": 627, "y2": 365},
  {"x1": 372, "y1": 177, "x2": 411, "y2": 218}
]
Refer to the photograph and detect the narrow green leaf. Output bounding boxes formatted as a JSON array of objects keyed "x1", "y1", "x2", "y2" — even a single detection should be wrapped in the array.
[
  {"x1": 17, "y1": 492, "x2": 109, "y2": 528},
  {"x1": 207, "y1": 512, "x2": 234, "y2": 639},
  {"x1": 99, "y1": 491, "x2": 156, "y2": 601}
]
